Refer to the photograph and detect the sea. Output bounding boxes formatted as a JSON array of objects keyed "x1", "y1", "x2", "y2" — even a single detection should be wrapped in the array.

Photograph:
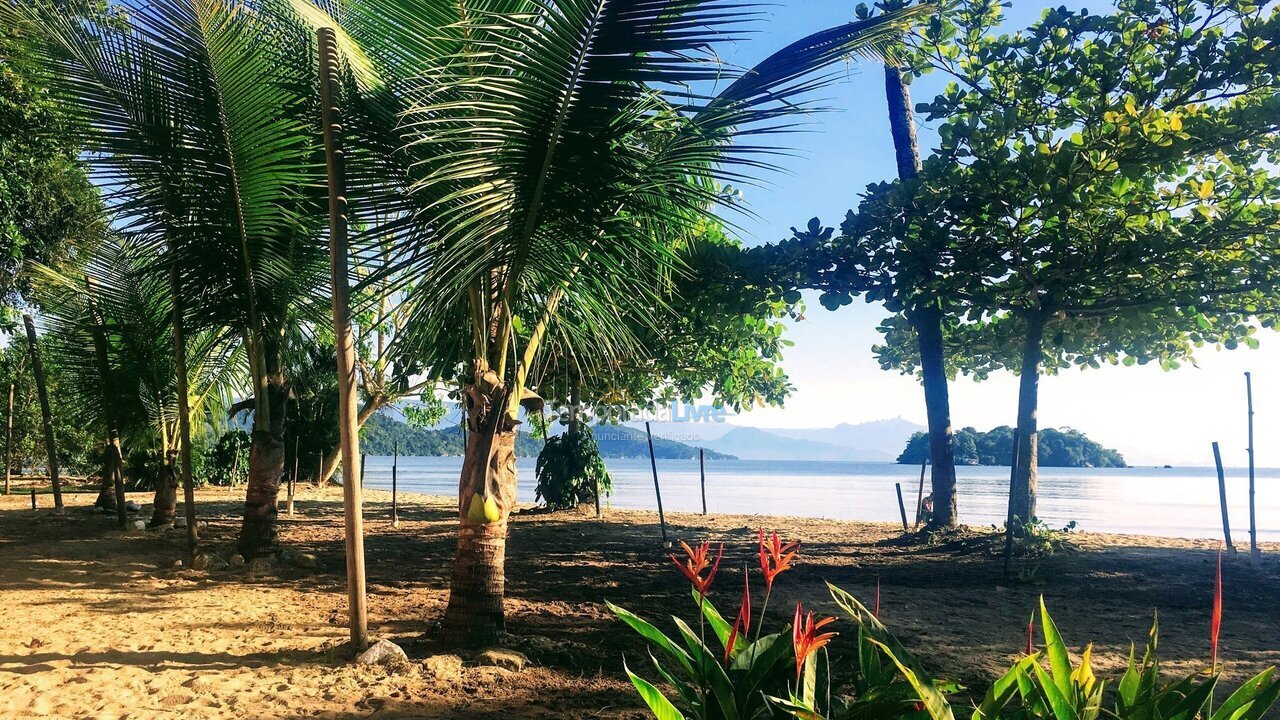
[{"x1": 358, "y1": 457, "x2": 1280, "y2": 542}]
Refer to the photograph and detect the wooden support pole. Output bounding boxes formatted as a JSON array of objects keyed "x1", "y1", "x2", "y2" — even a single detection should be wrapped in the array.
[
  {"x1": 699, "y1": 448, "x2": 707, "y2": 515},
  {"x1": 22, "y1": 314, "x2": 61, "y2": 511},
  {"x1": 1245, "y1": 372, "x2": 1259, "y2": 562},
  {"x1": 895, "y1": 482, "x2": 909, "y2": 531},
  {"x1": 320, "y1": 27, "x2": 368, "y2": 650},
  {"x1": 5, "y1": 383, "x2": 12, "y2": 495},
  {"x1": 30, "y1": 487, "x2": 36, "y2": 509},
  {"x1": 1213, "y1": 442, "x2": 1236, "y2": 555},
  {"x1": 914, "y1": 458, "x2": 926, "y2": 529},
  {"x1": 287, "y1": 436, "x2": 298, "y2": 516},
  {"x1": 171, "y1": 261, "x2": 198, "y2": 562},
  {"x1": 360, "y1": 453, "x2": 366, "y2": 490},
  {"x1": 1002, "y1": 429, "x2": 1022, "y2": 585},
  {"x1": 645, "y1": 422, "x2": 668, "y2": 545},
  {"x1": 391, "y1": 440, "x2": 399, "y2": 526}
]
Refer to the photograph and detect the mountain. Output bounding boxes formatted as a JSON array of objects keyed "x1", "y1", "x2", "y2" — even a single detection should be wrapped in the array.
[
  {"x1": 765, "y1": 418, "x2": 925, "y2": 462},
  {"x1": 699, "y1": 426, "x2": 853, "y2": 461},
  {"x1": 359, "y1": 413, "x2": 734, "y2": 459}
]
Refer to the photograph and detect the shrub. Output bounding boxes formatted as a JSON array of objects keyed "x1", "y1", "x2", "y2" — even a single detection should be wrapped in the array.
[{"x1": 534, "y1": 424, "x2": 611, "y2": 510}]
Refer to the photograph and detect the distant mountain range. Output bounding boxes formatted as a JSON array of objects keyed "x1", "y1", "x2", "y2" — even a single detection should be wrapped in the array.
[{"x1": 636, "y1": 417, "x2": 925, "y2": 462}]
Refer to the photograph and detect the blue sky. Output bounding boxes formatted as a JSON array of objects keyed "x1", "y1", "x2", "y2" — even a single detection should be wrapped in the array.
[{"x1": 712, "y1": 1, "x2": 1279, "y2": 467}]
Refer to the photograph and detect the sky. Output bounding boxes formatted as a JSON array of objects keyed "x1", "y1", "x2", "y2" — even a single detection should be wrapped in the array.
[{"x1": 707, "y1": 1, "x2": 1279, "y2": 467}]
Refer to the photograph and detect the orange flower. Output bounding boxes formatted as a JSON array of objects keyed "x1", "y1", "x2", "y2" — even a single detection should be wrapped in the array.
[
  {"x1": 792, "y1": 602, "x2": 837, "y2": 680},
  {"x1": 1210, "y1": 546, "x2": 1223, "y2": 668},
  {"x1": 758, "y1": 529, "x2": 799, "y2": 593},
  {"x1": 671, "y1": 540, "x2": 723, "y2": 599},
  {"x1": 724, "y1": 572, "x2": 751, "y2": 665}
]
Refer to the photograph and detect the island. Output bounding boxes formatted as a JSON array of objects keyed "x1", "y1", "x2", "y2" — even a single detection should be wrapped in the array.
[{"x1": 896, "y1": 426, "x2": 1126, "y2": 468}]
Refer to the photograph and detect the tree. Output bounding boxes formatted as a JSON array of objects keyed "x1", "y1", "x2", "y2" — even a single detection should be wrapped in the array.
[
  {"x1": 11, "y1": 0, "x2": 330, "y2": 555},
  {"x1": 0, "y1": 20, "x2": 103, "y2": 311},
  {"x1": 312, "y1": 0, "x2": 930, "y2": 646},
  {"x1": 867, "y1": 0, "x2": 1280, "y2": 524}
]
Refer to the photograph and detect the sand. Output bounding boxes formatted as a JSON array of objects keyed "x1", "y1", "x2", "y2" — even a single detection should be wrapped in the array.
[{"x1": 0, "y1": 485, "x2": 1277, "y2": 719}]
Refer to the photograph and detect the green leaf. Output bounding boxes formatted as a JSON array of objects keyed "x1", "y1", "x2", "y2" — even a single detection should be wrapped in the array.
[
  {"x1": 607, "y1": 602, "x2": 694, "y2": 676},
  {"x1": 1040, "y1": 597, "x2": 1073, "y2": 696},
  {"x1": 624, "y1": 662, "x2": 686, "y2": 720}
]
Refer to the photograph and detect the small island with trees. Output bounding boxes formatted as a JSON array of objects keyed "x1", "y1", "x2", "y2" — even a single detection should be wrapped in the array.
[{"x1": 897, "y1": 426, "x2": 1126, "y2": 468}]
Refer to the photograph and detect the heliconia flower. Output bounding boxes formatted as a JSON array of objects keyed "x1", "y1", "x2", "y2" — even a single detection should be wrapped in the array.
[
  {"x1": 671, "y1": 540, "x2": 723, "y2": 600},
  {"x1": 1026, "y1": 612, "x2": 1035, "y2": 655},
  {"x1": 874, "y1": 578, "x2": 881, "y2": 618},
  {"x1": 759, "y1": 529, "x2": 800, "y2": 593},
  {"x1": 792, "y1": 602, "x2": 837, "y2": 680},
  {"x1": 1210, "y1": 545, "x2": 1223, "y2": 668},
  {"x1": 724, "y1": 571, "x2": 752, "y2": 665}
]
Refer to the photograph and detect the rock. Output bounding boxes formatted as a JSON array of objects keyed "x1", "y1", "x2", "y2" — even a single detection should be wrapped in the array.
[
  {"x1": 421, "y1": 654, "x2": 464, "y2": 682},
  {"x1": 124, "y1": 501, "x2": 142, "y2": 512},
  {"x1": 196, "y1": 520, "x2": 208, "y2": 529},
  {"x1": 172, "y1": 559, "x2": 184, "y2": 570},
  {"x1": 229, "y1": 554, "x2": 246, "y2": 567},
  {"x1": 174, "y1": 516, "x2": 187, "y2": 528},
  {"x1": 510, "y1": 635, "x2": 559, "y2": 660},
  {"x1": 191, "y1": 553, "x2": 228, "y2": 572},
  {"x1": 278, "y1": 549, "x2": 316, "y2": 568},
  {"x1": 130, "y1": 520, "x2": 146, "y2": 531},
  {"x1": 474, "y1": 648, "x2": 529, "y2": 672},
  {"x1": 247, "y1": 557, "x2": 276, "y2": 576},
  {"x1": 356, "y1": 639, "x2": 408, "y2": 667}
]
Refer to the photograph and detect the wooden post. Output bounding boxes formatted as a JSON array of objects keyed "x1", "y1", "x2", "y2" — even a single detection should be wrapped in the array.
[
  {"x1": 1212, "y1": 442, "x2": 1236, "y2": 555},
  {"x1": 171, "y1": 261, "x2": 198, "y2": 562},
  {"x1": 1245, "y1": 372, "x2": 1259, "y2": 562},
  {"x1": 360, "y1": 453, "x2": 366, "y2": 490},
  {"x1": 895, "y1": 482, "x2": 908, "y2": 531},
  {"x1": 645, "y1": 421, "x2": 668, "y2": 545},
  {"x1": 22, "y1": 314, "x2": 61, "y2": 512},
  {"x1": 287, "y1": 436, "x2": 298, "y2": 516},
  {"x1": 391, "y1": 440, "x2": 399, "y2": 526},
  {"x1": 914, "y1": 458, "x2": 926, "y2": 529},
  {"x1": 30, "y1": 487, "x2": 36, "y2": 509},
  {"x1": 699, "y1": 448, "x2": 707, "y2": 515},
  {"x1": 5, "y1": 383, "x2": 12, "y2": 495},
  {"x1": 320, "y1": 27, "x2": 368, "y2": 650},
  {"x1": 1002, "y1": 429, "x2": 1021, "y2": 585}
]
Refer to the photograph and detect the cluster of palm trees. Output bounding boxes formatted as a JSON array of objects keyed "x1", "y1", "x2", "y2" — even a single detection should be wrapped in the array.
[{"x1": 5, "y1": 0, "x2": 929, "y2": 647}]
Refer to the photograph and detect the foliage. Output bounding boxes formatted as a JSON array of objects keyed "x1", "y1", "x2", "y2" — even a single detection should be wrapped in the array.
[
  {"x1": 0, "y1": 338, "x2": 94, "y2": 474},
  {"x1": 204, "y1": 430, "x2": 250, "y2": 487},
  {"x1": 0, "y1": 20, "x2": 103, "y2": 311},
  {"x1": 897, "y1": 427, "x2": 1125, "y2": 468},
  {"x1": 534, "y1": 424, "x2": 612, "y2": 510}
]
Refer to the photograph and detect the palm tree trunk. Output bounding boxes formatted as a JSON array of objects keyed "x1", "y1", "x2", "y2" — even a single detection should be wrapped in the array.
[
  {"x1": 1010, "y1": 313, "x2": 1045, "y2": 527},
  {"x1": 440, "y1": 379, "x2": 519, "y2": 647},
  {"x1": 884, "y1": 64, "x2": 958, "y2": 528},
  {"x1": 150, "y1": 453, "x2": 179, "y2": 527},
  {"x1": 22, "y1": 313, "x2": 62, "y2": 511},
  {"x1": 85, "y1": 279, "x2": 127, "y2": 526},
  {"x1": 172, "y1": 262, "x2": 198, "y2": 560},
  {"x1": 237, "y1": 336, "x2": 288, "y2": 558}
]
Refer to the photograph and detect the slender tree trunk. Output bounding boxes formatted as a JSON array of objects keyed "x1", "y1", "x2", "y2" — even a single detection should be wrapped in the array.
[
  {"x1": 318, "y1": 396, "x2": 384, "y2": 484},
  {"x1": 440, "y1": 379, "x2": 519, "y2": 646},
  {"x1": 5, "y1": 383, "x2": 13, "y2": 496},
  {"x1": 884, "y1": 64, "x2": 958, "y2": 528},
  {"x1": 237, "y1": 338, "x2": 288, "y2": 558},
  {"x1": 22, "y1": 313, "x2": 61, "y2": 511},
  {"x1": 1010, "y1": 312, "x2": 1045, "y2": 526},
  {"x1": 150, "y1": 455, "x2": 179, "y2": 527},
  {"x1": 172, "y1": 263, "x2": 198, "y2": 560},
  {"x1": 85, "y1": 280, "x2": 127, "y2": 524}
]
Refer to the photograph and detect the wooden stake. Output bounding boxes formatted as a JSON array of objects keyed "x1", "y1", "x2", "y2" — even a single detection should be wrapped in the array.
[
  {"x1": 914, "y1": 458, "x2": 926, "y2": 530},
  {"x1": 360, "y1": 453, "x2": 366, "y2": 490},
  {"x1": 287, "y1": 436, "x2": 298, "y2": 516},
  {"x1": 1212, "y1": 442, "x2": 1236, "y2": 555},
  {"x1": 699, "y1": 448, "x2": 707, "y2": 515},
  {"x1": 5, "y1": 383, "x2": 13, "y2": 496},
  {"x1": 391, "y1": 440, "x2": 399, "y2": 526},
  {"x1": 895, "y1": 482, "x2": 909, "y2": 531},
  {"x1": 320, "y1": 27, "x2": 368, "y2": 650},
  {"x1": 1245, "y1": 372, "x2": 1259, "y2": 562},
  {"x1": 171, "y1": 260, "x2": 198, "y2": 562},
  {"x1": 22, "y1": 314, "x2": 61, "y2": 512},
  {"x1": 30, "y1": 487, "x2": 36, "y2": 509},
  {"x1": 1002, "y1": 429, "x2": 1021, "y2": 585},
  {"x1": 645, "y1": 422, "x2": 668, "y2": 545}
]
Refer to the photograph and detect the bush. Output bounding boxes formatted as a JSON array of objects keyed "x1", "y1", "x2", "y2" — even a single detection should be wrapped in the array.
[
  {"x1": 534, "y1": 425, "x2": 612, "y2": 510},
  {"x1": 205, "y1": 430, "x2": 250, "y2": 486}
]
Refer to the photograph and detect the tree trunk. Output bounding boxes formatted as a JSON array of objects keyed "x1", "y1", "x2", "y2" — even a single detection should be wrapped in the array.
[
  {"x1": 150, "y1": 455, "x2": 179, "y2": 527},
  {"x1": 1010, "y1": 313, "x2": 1045, "y2": 527},
  {"x1": 85, "y1": 280, "x2": 126, "y2": 526},
  {"x1": 884, "y1": 65, "x2": 958, "y2": 528},
  {"x1": 440, "y1": 380, "x2": 519, "y2": 647},
  {"x1": 5, "y1": 383, "x2": 13, "y2": 496},
  {"x1": 172, "y1": 262, "x2": 198, "y2": 560},
  {"x1": 22, "y1": 314, "x2": 61, "y2": 511},
  {"x1": 237, "y1": 342, "x2": 288, "y2": 558},
  {"x1": 318, "y1": 396, "x2": 383, "y2": 484}
]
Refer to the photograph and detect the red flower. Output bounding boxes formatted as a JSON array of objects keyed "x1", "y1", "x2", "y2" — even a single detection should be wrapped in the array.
[
  {"x1": 1210, "y1": 546, "x2": 1223, "y2": 668},
  {"x1": 1026, "y1": 612, "x2": 1035, "y2": 655},
  {"x1": 671, "y1": 540, "x2": 723, "y2": 599},
  {"x1": 792, "y1": 602, "x2": 837, "y2": 680},
  {"x1": 759, "y1": 529, "x2": 799, "y2": 593},
  {"x1": 724, "y1": 572, "x2": 752, "y2": 664}
]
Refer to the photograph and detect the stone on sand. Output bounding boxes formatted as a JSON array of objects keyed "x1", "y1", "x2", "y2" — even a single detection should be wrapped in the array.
[
  {"x1": 422, "y1": 654, "x2": 464, "y2": 682},
  {"x1": 356, "y1": 639, "x2": 408, "y2": 667},
  {"x1": 474, "y1": 648, "x2": 529, "y2": 672}
]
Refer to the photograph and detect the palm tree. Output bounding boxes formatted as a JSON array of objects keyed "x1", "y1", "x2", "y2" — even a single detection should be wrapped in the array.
[
  {"x1": 9, "y1": 0, "x2": 328, "y2": 555},
  {"x1": 308, "y1": 0, "x2": 931, "y2": 645}
]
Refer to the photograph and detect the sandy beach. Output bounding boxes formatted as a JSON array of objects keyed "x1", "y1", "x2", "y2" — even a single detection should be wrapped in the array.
[{"x1": 1, "y1": 485, "x2": 1276, "y2": 719}]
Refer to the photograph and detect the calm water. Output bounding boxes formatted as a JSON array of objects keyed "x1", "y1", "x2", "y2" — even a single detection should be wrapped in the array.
[{"x1": 359, "y1": 457, "x2": 1280, "y2": 541}]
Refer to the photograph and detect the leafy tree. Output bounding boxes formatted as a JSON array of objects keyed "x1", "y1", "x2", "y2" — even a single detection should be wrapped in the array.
[
  {"x1": 897, "y1": 426, "x2": 1124, "y2": 468},
  {"x1": 0, "y1": 21, "x2": 103, "y2": 312},
  {"x1": 827, "y1": 0, "x2": 1280, "y2": 526}
]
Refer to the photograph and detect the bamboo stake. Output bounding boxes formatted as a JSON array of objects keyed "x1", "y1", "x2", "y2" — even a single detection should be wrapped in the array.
[
  {"x1": 287, "y1": 436, "x2": 298, "y2": 516},
  {"x1": 171, "y1": 261, "x2": 198, "y2": 562},
  {"x1": 1245, "y1": 372, "x2": 1259, "y2": 562},
  {"x1": 699, "y1": 448, "x2": 707, "y2": 515},
  {"x1": 1212, "y1": 442, "x2": 1236, "y2": 555},
  {"x1": 894, "y1": 483, "x2": 908, "y2": 531},
  {"x1": 391, "y1": 440, "x2": 399, "y2": 527},
  {"x1": 914, "y1": 458, "x2": 926, "y2": 529},
  {"x1": 5, "y1": 383, "x2": 12, "y2": 495},
  {"x1": 30, "y1": 487, "x2": 35, "y2": 509},
  {"x1": 22, "y1": 314, "x2": 61, "y2": 512},
  {"x1": 645, "y1": 422, "x2": 668, "y2": 545},
  {"x1": 360, "y1": 453, "x2": 366, "y2": 490},
  {"x1": 320, "y1": 27, "x2": 368, "y2": 650}
]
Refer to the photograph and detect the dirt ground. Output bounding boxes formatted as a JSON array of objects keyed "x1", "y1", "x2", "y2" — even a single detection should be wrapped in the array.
[{"x1": 0, "y1": 485, "x2": 1277, "y2": 720}]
